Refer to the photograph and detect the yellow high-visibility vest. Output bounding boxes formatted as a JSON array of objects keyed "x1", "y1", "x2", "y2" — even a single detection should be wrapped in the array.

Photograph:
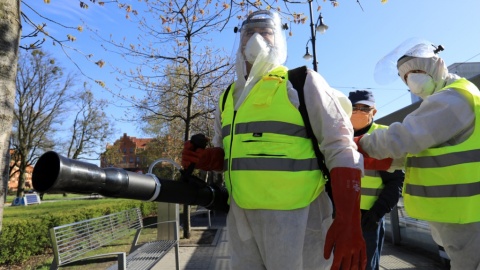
[
  {"x1": 404, "y1": 78, "x2": 480, "y2": 223},
  {"x1": 360, "y1": 123, "x2": 387, "y2": 210},
  {"x1": 220, "y1": 66, "x2": 325, "y2": 210}
]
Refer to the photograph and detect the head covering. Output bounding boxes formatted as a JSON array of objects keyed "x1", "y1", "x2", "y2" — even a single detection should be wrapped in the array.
[
  {"x1": 233, "y1": 10, "x2": 287, "y2": 109},
  {"x1": 348, "y1": 90, "x2": 375, "y2": 107},
  {"x1": 396, "y1": 43, "x2": 448, "y2": 93}
]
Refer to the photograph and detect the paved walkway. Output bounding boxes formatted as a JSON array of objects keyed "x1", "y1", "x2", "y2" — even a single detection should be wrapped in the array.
[{"x1": 153, "y1": 212, "x2": 449, "y2": 270}]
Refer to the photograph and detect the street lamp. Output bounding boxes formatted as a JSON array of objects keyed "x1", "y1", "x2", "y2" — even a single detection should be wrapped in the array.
[
  {"x1": 315, "y1": 13, "x2": 329, "y2": 34},
  {"x1": 303, "y1": 40, "x2": 313, "y2": 60},
  {"x1": 306, "y1": 0, "x2": 328, "y2": 71}
]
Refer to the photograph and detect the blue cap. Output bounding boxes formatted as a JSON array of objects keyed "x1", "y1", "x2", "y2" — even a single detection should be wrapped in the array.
[{"x1": 348, "y1": 90, "x2": 375, "y2": 107}]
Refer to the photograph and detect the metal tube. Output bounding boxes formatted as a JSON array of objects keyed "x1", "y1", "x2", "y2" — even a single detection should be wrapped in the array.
[{"x1": 32, "y1": 151, "x2": 229, "y2": 212}]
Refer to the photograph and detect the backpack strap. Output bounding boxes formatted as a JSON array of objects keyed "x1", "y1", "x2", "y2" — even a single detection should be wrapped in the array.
[
  {"x1": 221, "y1": 83, "x2": 233, "y2": 112},
  {"x1": 288, "y1": 66, "x2": 331, "y2": 182}
]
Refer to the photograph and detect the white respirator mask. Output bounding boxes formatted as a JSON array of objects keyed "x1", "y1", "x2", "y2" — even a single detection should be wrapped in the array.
[
  {"x1": 407, "y1": 73, "x2": 436, "y2": 99},
  {"x1": 244, "y1": 33, "x2": 271, "y2": 64}
]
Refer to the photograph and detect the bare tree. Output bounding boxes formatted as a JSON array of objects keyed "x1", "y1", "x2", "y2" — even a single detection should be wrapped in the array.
[
  {"x1": 11, "y1": 50, "x2": 73, "y2": 198},
  {"x1": 65, "y1": 85, "x2": 115, "y2": 161},
  {"x1": 96, "y1": 0, "x2": 236, "y2": 238},
  {"x1": 101, "y1": 143, "x2": 124, "y2": 167}
]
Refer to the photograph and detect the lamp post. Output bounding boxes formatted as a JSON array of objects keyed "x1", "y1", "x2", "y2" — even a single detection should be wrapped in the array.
[{"x1": 306, "y1": 0, "x2": 328, "y2": 71}]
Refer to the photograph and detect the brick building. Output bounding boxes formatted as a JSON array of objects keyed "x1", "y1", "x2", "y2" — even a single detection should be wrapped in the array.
[
  {"x1": 7, "y1": 149, "x2": 34, "y2": 191},
  {"x1": 100, "y1": 133, "x2": 155, "y2": 171}
]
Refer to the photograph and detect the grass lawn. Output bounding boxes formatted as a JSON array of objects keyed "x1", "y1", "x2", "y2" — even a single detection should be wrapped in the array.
[
  {"x1": 5, "y1": 192, "x2": 89, "y2": 204},
  {"x1": 3, "y1": 196, "x2": 137, "y2": 219}
]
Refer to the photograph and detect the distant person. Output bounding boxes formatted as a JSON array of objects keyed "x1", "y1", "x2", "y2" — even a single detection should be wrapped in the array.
[
  {"x1": 349, "y1": 90, "x2": 404, "y2": 270},
  {"x1": 182, "y1": 9, "x2": 366, "y2": 270},
  {"x1": 356, "y1": 41, "x2": 480, "y2": 269}
]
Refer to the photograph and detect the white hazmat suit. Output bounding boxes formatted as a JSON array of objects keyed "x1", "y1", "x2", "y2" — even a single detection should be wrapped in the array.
[
  {"x1": 211, "y1": 10, "x2": 363, "y2": 270},
  {"x1": 359, "y1": 42, "x2": 480, "y2": 270}
]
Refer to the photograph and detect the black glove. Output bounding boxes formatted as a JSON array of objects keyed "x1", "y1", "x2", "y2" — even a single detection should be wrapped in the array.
[{"x1": 361, "y1": 210, "x2": 380, "y2": 231}]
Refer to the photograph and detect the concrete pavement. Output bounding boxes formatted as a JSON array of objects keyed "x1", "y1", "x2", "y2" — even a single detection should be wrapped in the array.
[{"x1": 153, "y1": 212, "x2": 449, "y2": 270}]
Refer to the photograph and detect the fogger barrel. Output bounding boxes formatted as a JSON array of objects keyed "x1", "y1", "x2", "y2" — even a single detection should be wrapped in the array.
[{"x1": 32, "y1": 151, "x2": 229, "y2": 212}]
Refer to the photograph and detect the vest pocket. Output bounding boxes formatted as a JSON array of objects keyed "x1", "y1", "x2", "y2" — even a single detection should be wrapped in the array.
[{"x1": 240, "y1": 133, "x2": 293, "y2": 156}]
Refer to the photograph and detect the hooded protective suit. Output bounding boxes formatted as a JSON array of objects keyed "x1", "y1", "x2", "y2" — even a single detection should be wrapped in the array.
[
  {"x1": 208, "y1": 10, "x2": 365, "y2": 270},
  {"x1": 359, "y1": 42, "x2": 480, "y2": 270}
]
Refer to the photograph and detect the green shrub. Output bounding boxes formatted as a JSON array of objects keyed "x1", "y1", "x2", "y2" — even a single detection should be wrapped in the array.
[{"x1": 0, "y1": 199, "x2": 158, "y2": 265}]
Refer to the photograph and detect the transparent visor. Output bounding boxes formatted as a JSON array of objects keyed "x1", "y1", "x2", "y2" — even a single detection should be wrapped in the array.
[
  {"x1": 374, "y1": 37, "x2": 433, "y2": 85},
  {"x1": 239, "y1": 12, "x2": 279, "y2": 47},
  {"x1": 237, "y1": 10, "x2": 287, "y2": 65}
]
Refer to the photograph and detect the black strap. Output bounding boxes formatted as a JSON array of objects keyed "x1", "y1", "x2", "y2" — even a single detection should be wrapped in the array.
[
  {"x1": 221, "y1": 67, "x2": 330, "y2": 182},
  {"x1": 287, "y1": 66, "x2": 330, "y2": 182},
  {"x1": 221, "y1": 83, "x2": 233, "y2": 112}
]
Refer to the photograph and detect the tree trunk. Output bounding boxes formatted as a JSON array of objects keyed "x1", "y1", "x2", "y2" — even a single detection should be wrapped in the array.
[{"x1": 0, "y1": 0, "x2": 21, "y2": 234}]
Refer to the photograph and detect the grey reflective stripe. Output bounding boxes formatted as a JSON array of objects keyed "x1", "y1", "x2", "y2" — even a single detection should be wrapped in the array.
[
  {"x1": 405, "y1": 182, "x2": 480, "y2": 198},
  {"x1": 361, "y1": 187, "x2": 382, "y2": 196},
  {"x1": 235, "y1": 121, "x2": 308, "y2": 138},
  {"x1": 406, "y1": 149, "x2": 480, "y2": 168},
  {"x1": 231, "y1": 157, "x2": 319, "y2": 171},
  {"x1": 224, "y1": 159, "x2": 229, "y2": 171},
  {"x1": 222, "y1": 125, "x2": 231, "y2": 138}
]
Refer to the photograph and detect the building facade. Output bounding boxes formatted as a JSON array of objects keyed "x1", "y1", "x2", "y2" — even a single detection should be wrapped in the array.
[
  {"x1": 7, "y1": 150, "x2": 34, "y2": 191},
  {"x1": 100, "y1": 133, "x2": 155, "y2": 172}
]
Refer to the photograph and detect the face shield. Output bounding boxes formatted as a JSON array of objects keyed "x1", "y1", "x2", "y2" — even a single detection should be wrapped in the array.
[
  {"x1": 373, "y1": 37, "x2": 433, "y2": 85},
  {"x1": 233, "y1": 10, "x2": 287, "y2": 109},
  {"x1": 396, "y1": 44, "x2": 448, "y2": 86}
]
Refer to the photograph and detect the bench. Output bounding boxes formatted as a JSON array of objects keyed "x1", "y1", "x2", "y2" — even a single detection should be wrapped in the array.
[
  {"x1": 49, "y1": 207, "x2": 179, "y2": 270},
  {"x1": 191, "y1": 206, "x2": 212, "y2": 227}
]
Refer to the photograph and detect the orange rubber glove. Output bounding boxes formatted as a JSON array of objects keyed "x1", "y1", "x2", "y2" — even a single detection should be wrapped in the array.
[
  {"x1": 324, "y1": 167, "x2": 367, "y2": 270},
  {"x1": 181, "y1": 141, "x2": 224, "y2": 171}
]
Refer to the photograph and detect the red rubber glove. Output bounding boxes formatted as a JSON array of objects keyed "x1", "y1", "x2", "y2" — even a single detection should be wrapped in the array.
[
  {"x1": 364, "y1": 156, "x2": 393, "y2": 171},
  {"x1": 324, "y1": 167, "x2": 366, "y2": 270},
  {"x1": 181, "y1": 141, "x2": 224, "y2": 171},
  {"x1": 353, "y1": 135, "x2": 369, "y2": 157},
  {"x1": 354, "y1": 136, "x2": 393, "y2": 170}
]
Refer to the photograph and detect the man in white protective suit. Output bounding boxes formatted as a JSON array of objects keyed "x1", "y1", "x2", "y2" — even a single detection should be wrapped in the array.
[
  {"x1": 356, "y1": 41, "x2": 480, "y2": 270},
  {"x1": 181, "y1": 9, "x2": 369, "y2": 270}
]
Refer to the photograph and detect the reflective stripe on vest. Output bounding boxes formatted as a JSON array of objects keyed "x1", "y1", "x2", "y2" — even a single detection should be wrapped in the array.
[
  {"x1": 404, "y1": 78, "x2": 480, "y2": 223},
  {"x1": 360, "y1": 122, "x2": 387, "y2": 210},
  {"x1": 219, "y1": 66, "x2": 325, "y2": 210}
]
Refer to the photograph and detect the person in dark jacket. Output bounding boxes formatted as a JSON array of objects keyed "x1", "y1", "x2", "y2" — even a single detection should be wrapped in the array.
[{"x1": 349, "y1": 90, "x2": 404, "y2": 270}]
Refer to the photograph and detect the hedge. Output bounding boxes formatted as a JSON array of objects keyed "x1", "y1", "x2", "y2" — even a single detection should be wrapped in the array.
[{"x1": 0, "y1": 199, "x2": 158, "y2": 265}]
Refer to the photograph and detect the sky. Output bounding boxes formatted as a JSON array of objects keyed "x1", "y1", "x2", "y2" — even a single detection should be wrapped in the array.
[{"x1": 25, "y1": 0, "x2": 480, "y2": 149}]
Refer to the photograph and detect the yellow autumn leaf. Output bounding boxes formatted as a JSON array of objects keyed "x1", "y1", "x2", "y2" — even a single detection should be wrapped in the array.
[{"x1": 95, "y1": 80, "x2": 106, "y2": 88}]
